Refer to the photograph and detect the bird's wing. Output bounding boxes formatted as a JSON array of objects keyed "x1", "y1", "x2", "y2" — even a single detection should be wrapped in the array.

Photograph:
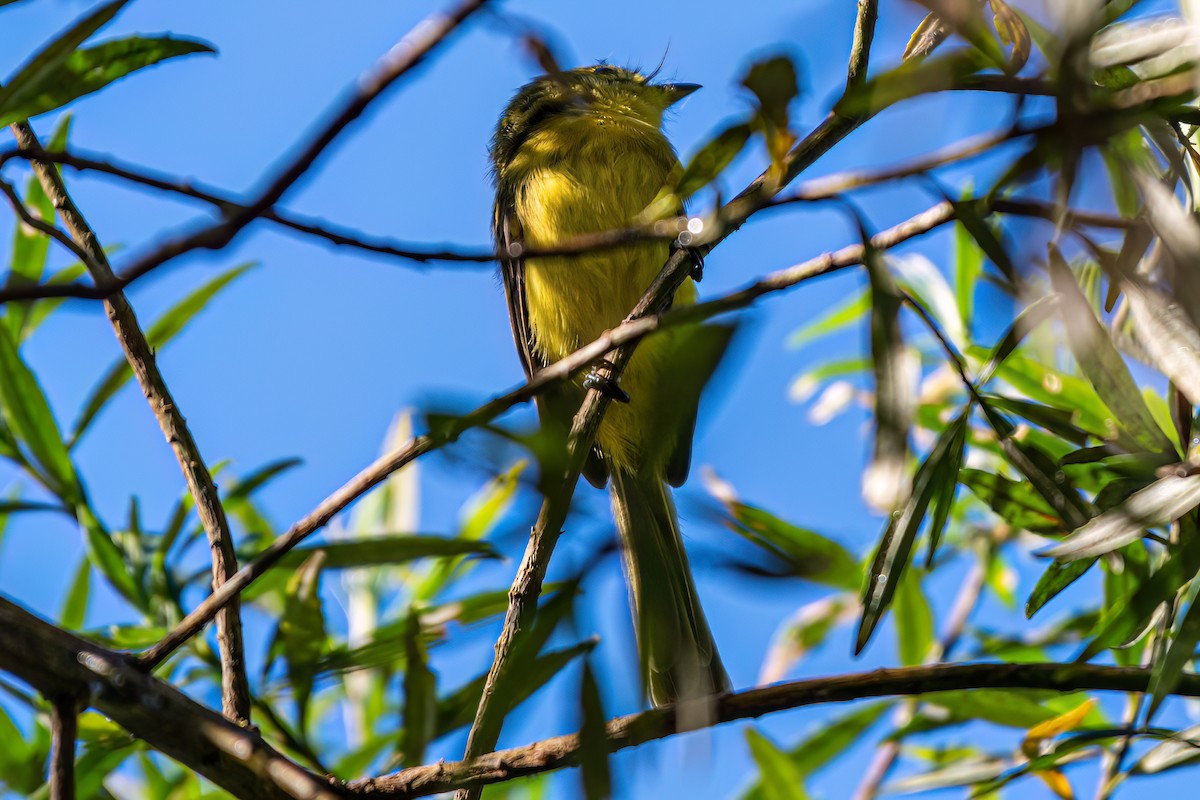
[{"x1": 495, "y1": 199, "x2": 609, "y2": 488}]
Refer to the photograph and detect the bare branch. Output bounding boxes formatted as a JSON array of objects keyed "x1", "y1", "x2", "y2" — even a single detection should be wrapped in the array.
[
  {"x1": 354, "y1": 661, "x2": 1200, "y2": 798},
  {"x1": 0, "y1": 598, "x2": 341, "y2": 800},
  {"x1": 9, "y1": 120, "x2": 253, "y2": 725},
  {"x1": 49, "y1": 696, "x2": 77, "y2": 800}
]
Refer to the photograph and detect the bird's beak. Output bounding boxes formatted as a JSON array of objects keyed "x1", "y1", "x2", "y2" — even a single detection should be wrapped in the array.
[{"x1": 662, "y1": 82, "x2": 701, "y2": 105}]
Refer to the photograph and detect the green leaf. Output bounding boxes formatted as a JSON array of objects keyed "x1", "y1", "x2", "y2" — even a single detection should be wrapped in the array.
[
  {"x1": 921, "y1": 689, "x2": 1071, "y2": 728},
  {"x1": 837, "y1": 49, "x2": 989, "y2": 117},
  {"x1": 0, "y1": 0, "x2": 131, "y2": 112},
  {"x1": 1146, "y1": 594, "x2": 1200, "y2": 720},
  {"x1": 70, "y1": 262, "x2": 255, "y2": 444},
  {"x1": 18, "y1": 261, "x2": 89, "y2": 343},
  {"x1": 787, "y1": 289, "x2": 868, "y2": 350},
  {"x1": 676, "y1": 122, "x2": 753, "y2": 200},
  {"x1": 59, "y1": 555, "x2": 90, "y2": 629},
  {"x1": 577, "y1": 661, "x2": 610, "y2": 800},
  {"x1": 1047, "y1": 245, "x2": 1172, "y2": 452},
  {"x1": 955, "y1": 198, "x2": 1015, "y2": 282},
  {"x1": 976, "y1": 293, "x2": 1058, "y2": 385},
  {"x1": 960, "y1": 469, "x2": 1061, "y2": 534},
  {"x1": 274, "y1": 552, "x2": 327, "y2": 732},
  {"x1": 275, "y1": 535, "x2": 498, "y2": 571},
  {"x1": 0, "y1": 35, "x2": 216, "y2": 127},
  {"x1": 401, "y1": 609, "x2": 437, "y2": 768},
  {"x1": 857, "y1": 410, "x2": 966, "y2": 653},
  {"x1": 77, "y1": 503, "x2": 141, "y2": 607},
  {"x1": 1079, "y1": 532, "x2": 1200, "y2": 658},
  {"x1": 1043, "y1": 474, "x2": 1200, "y2": 560},
  {"x1": 721, "y1": 502, "x2": 861, "y2": 590},
  {"x1": 0, "y1": 323, "x2": 79, "y2": 500},
  {"x1": 1123, "y1": 271, "x2": 1200, "y2": 408},
  {"x1": 1026, "y1": 557, "x2": 1095, "y2": 618},
  {"x1": 954, "y1": 212, "x2": 983, "y2": 327},
  {"x1": 894, "y1": 568, "x2": 934, "y2": 666},
  {"x1": 4, "y1": 115, "x2": 70, "y2": 340},
  {"x1": 745, "y1": 729, "x2": 810, "y2": 800},
  {"x1": 925, "y1": 410, "x2": 967, "y2": 565}
]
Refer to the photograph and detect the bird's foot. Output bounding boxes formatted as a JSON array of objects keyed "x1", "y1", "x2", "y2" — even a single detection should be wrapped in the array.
[
  {"x1": 684, "y1": 245, "x2": 705, "y2": 282},
  {"x1": 583, "y1": 360, "x2": 631, "y2": 403}
]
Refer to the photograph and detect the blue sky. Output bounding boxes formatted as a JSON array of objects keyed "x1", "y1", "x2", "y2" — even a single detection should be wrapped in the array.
[{"x1": 1, "y1": 0, "x2": 1197, "y2": 798}]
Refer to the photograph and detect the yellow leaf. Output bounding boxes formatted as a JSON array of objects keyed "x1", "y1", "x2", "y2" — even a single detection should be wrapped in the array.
[
  {"x1": 991, "y1": 0, "x2": 1031, "y2": 74},
  {"x1": 904, "y1": 12, "x2": 949, "y2": 61},
  {"x1": 1038, "y1": 769, "x2": 1075, "y2": 800},
  {"x1": 1026, "y1": 698, "x2": 1097, "y2": 741}
]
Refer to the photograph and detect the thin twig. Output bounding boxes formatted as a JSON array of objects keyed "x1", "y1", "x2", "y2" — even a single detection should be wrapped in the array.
[
  {"x1": 9, "y1": 121, "x2": 253, "y2": 726},
  {"x1": 49, "y1": 696, "x2": 77, "y2": 800}
]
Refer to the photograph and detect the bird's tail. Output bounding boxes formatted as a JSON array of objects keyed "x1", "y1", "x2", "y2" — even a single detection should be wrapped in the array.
[{"x1": 610, "y1": 466, "x2": 730, "y2": 707}]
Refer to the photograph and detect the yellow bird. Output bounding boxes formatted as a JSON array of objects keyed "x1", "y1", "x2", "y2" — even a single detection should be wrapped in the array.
[{"x1": 490, "y1": 64, "x2": 730, "y2": 705}]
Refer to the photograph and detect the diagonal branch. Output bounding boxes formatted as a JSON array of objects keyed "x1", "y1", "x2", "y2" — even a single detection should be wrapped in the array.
[
  {"x1": 138, "y1": 200, "x2": 957, "y2": 673},
  {"x1": 9, "y1": 120, "x2": 253, "y2": 725},
  {"x1": 453, "y1": 2, "x2": 882, "y2": 797}
]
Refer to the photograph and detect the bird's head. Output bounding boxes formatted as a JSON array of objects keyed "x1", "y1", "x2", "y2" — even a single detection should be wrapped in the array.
[{"x1": 491, "y1": 64, "x2": 699, "y2": 174}]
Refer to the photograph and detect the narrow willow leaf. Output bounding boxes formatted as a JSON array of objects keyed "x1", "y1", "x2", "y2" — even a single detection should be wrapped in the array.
[
  {"x1": 1134, "y1": 723, "x2": 1200, "y2": 773},
  {"x1": 1027, "y1": 558, "x2": 1095, "y2": 618},
  {"x1": 1047, "y1": 245, "x2": 1172, "y2": 452},
  {"x1": 0, "y1": 324, "x2": 78, "y2": 501},
  {"x1": 70, "y1": 262, "x2": 255, "y2": 444},
  {"x1": 960, "y1": 469, "x2": 1061, "y2": 533},
  {"x1": 1042, "y1": 474, "x2": 1200, "y2": 560},
  {"x1": 18, "y1": 261, "x2": 89, "y2": 343},
  {"x1": 894, "y1": 568, "x2": 934, "y2": 666},
  {"x1": 401, "y1": 609, "x2": 436, "y2": 768},
  {"x1": 676, "y1": 122, "x2": 753, "y2": 200},
  {"x1": 925, "y1": 410, "x2": 967, "y2": 565},
  {"x1": 955, "y1": 198, "x2": 1016, "y2": 281},
  {"x1": 1146, "y1": 595, "x2": 1200, "y2": 720},
  {"x1": 954, "y1": 213, "x2": 984, "y2": 326},
  {"x1": 924, "y1": 689, "x2": 1063, "y2": 728},
  {"x1": 745, "y1": 729, "x2": 810, "y2": 800},
  {"x1": 882, "y1": 758, "x2": 1010, "y2": 795},
  {"x1": 1079, "y1": 533, "x2": 1200, "y2": 659},
  {"x1": 274, "y1": 535, "x2": 498, "y2": 571},
  {"x1": 863, "y1": 241, "x2": 911, "y2": 513},
  {"x1": 786, "y1": 289, "x2": 868, "y2": 349},
  {"x1": 577, "y1": 662, "x2": 610, "y2": 800},
  {"x1": 77, "y1": 503, "x2": 140, "y2": 606},
  {"x1": 904, "y1": 12, "x2": 949, "y2": 60},
  {"x1": 0, "y1": 0, "x2": 131, "y2": 111},
  {"x1": 742, "y1": 702, "x2": 890, "y2": 800},
  {"x1": 1123, "y1": 273, "x2": 1200, "y2": 407},
  {"x1": 759, "y1": 594, "x2": 856, "y2": 683},
  {"x1": 857, "y1": 413, "x2": 964, "y2": 653},
  {"x1": 277, "y1": 552, "x2": 327, "y2": 732},
  {"x1": 59, "y1": 556, "x2": 90, "y2": 629},
  {"x1": 720, "y1": 502, "x2": 861, "y2": 590},
  {"x1": 0, "y1": 36, "x2": 215, "y2": 127},
  {"x1": 894, "y1": 253, "x2": 967, "y2": 351}
]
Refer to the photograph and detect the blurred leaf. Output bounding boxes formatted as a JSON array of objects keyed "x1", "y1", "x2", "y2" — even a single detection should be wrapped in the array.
[
  {"x1": 1027, "y1": 558, "x2": 1095, "y2": 618},
  {"x1": 1025, "y1": 698, "x2": 1097, "y2": 740},
  {"x1": 1079, "y1": 533, "x2": 1200, "y2": 659},
  {"x1": 857, "y1": 408, "x2": 965, "y2": 654},
  {"x1": 1042, "y1": 474, "x2": 1200, "y2": 560},
  {"x1": 787, "y1": 289, "x2": 868, "y2": 350},
  {"x1": 925, "y1": 410, "x2": 967, "y2": 565},
  {"x1": 0, "y1": 0, "x2": 131, "y2": 113},
  {"x1": 1134, "y1": 723, "x2": 1200, "y2": 774},
  {"x1": 59, "y1": 556, "x2": 89, "y2": 629},
  {"x1": 0, "y1": 704, "x2": 41, "y2": 794},
  {"x1": 1047, "y1": 245, "x2": 1171, "y2": 452},
  {"x1": 759, "y1": 594, "x2": 856, "y2": 683},
  {"x1": 1123, "y1": 273, "x2": 1200, "y2": 408},
  {"x1": 741, "y1": 56, "x2": 799, "y2": 173},
  {"x1": 70, "y1": 262, "x2": 255, "y2": 444},
  {"x1": 676, "y1": 122, "x2": 753, "y2": 200},
  {"x1": 894, "y1": 253, "x2": 967, "y2": 351},
  {"x1": 956, "y1": 198, "x2": 1016, "y2": 282},
  {"x1": 922, "y1": 689, "x2": 1082, "y2": 729},
  {"x1": 0, "y1": 323, "x2": 79, "y2": 500},
  {"x1": 401, "y1": 609, "x2": 436, "y2": 768},
  {"x1": 894, "y1": 567, "x2": 934, "y2": 665},
  {"x1": 0, "y1": 35, "x2": 215, "y2": 127},
  {"x1": 721, "y1": 502, "x2": 861, "y2": 590},
  {"x1": 863, "y1": 241, "x2": 911, "y2": 513},
  {"x1": 991, "y1": 0, "x2": 1031, "y2": 72},
  {"x1": 743, "y1": 701, "x2": 888, "y2": 800},
  {"x1": 745, "y1": 728, "x2": 810, "y2": 800},
  {"x1": 4, "y1": 115, "x2": 69, "y2": 340},
  {"x1": 882, "y1": 757, "x2": 1009, "y2": 795},
  {"x1": 904, "y1": 12, "x2": 950, "y2": 61},
  {"x1": 276, "y1": 534, "x2": 497, "y2": 571},
  {"x1": 274, "y1": 552, "x2": 327, "y2": 732},
  {"x1": 1146, "y1": 595, "x2": 1200, "y2": 720},
  {"x1": 954, "y1": 212, "x2": 983, "y2": 326},
  {"x1": 577, "y1": 661, "x2": 610, "y2": 800},
  {"x1": 837, "y1": 49, "x2": 989, "y2": 117},
  {"x1": 75, "y1": 504, "x2": 140, "y2": 606}
]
